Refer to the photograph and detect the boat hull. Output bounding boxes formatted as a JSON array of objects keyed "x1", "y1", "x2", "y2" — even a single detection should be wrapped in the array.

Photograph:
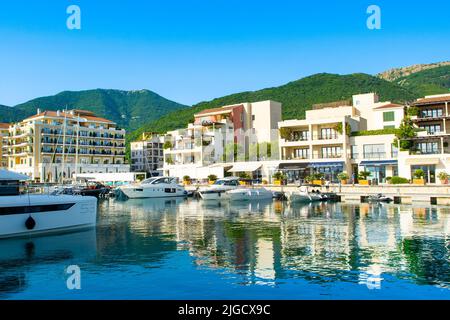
[
  {"x1": 227, "y1": 189, "x2": 274, "y2": 201},
  {"x1": 120, "y1": 186, "x2": 187, "y2": 199},
  {"x1": 0, "y1": 195, "x2": 97, "y2": 239}
]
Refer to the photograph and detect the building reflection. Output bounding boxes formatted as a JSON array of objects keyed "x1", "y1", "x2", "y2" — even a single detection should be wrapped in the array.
[{"x1": 161, "y1": 200, "x2": 450, "y2": 288}]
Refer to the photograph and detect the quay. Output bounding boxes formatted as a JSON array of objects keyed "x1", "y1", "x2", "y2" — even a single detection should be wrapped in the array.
[{"x1": 185, "y1": 184, "x2": 450, "y2": 206}]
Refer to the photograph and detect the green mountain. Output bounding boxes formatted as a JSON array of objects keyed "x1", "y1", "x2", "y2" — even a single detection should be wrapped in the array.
[
  {"x1": 0, "y1": 105, "x2": 18, "y2": 123},
  {"x1": 1, "y1": 89, "x2": 187, "y2": 130},
  {"x1": 393, "y1": 65, "x2": 450, "y2": 96},
  {"x1": 130, "y1": 73, "x2": 417, "y2": 141}
]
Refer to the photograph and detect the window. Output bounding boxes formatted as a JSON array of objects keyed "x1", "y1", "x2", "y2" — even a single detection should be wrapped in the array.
[
  {"x1": 292, "y1": 131, "x2": 309, "y2": 141},
  {"x1": 416, "y1": 142, "x2": 439, "y2": 154},
  {"x1": 321, "y1": 146, "x2": 341, "y2": 158},
  {"x1": 420, "y1": 124, "x2": 441, "y2": 135},
  {"x1": 383, "y1": 111, "x2": 395, "y2": 122},
  {"x1": 421, "y1": 109, "x2": 443, "y2": 118},
  {"x1": 351, "y1": 146, "x2": 358, "y2": 159},
  {"x1": 320, "y1": 128, "x2": 337, "y2": 140},
  {"x1": 294, "y1": 148, "x2": 309, "y2": 159},
  {"x1": 252, "y1": 115, "x2": 255, "y2": 121},
  {"x1": 363, "y1": 144, "x2": 385, "y2": 159}
]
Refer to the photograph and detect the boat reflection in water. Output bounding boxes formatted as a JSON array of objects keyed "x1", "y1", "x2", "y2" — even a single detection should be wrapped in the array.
[
  {"x1": 0, "y1": 229, "x2": 97, "y2": 299},
  {"x1": 1, "y1": 198, "x2": 449, "y2": 299}
]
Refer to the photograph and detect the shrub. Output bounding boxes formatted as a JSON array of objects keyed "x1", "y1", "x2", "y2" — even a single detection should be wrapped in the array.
[
  {"x1": 272, "y1": 171, "x2": 286, "y2": 181},
  {"x1": 163, "y1": 141, "x2": 173, "y2": 149},
  {"x1": 413, "y1": 169, "x2": 425, "y2": 179},
  {"x1": 279, "y1": 127, "x2": 292, "y2": 140},
  {"x1": 239, "y1": 172, "x2": 251, "y2": 180},
  {"x1": 358, "y1": 171, "x2": 371, "y2": 180},
  {"x1": 207, "y1": 174, "x2": 218, "y2": 181},
  {"x1": 351, "y1": 128, "x2": 398, "y2": 137},
  {"x1": 183, "y1": 175, "x2": 191, "y2": 182},
  {"x1": 312, "y1": 173, "x2": 324, "y2": 180},
  {"x1": 438, "y1": 172, "x2": 448, "y2": 181},
  {"x1": 337, "y1": 172, "x2": 349, "y2": 180},
  {"x1": 390, "y1": 176, "x2": 410, "y2": 184},
  {"x1": 407, "y1": 106, "x2": 419, "y2": 117}
]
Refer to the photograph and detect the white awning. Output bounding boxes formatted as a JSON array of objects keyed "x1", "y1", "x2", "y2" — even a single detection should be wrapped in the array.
[
  {"x1": 227, "y1": 163, "x2": 262, "y2": 173},
  {"x1": 0, "y1": 170, "x2": 31, "y2": 181}
]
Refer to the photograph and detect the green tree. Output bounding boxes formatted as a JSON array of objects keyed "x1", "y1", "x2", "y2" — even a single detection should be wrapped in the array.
[{"x1": 394, "y1": 116, "x2": 417, "y2": 150}]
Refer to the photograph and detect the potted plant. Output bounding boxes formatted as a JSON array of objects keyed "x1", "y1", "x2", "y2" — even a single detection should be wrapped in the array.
[
  {"x1": 358, "y1": 171, "x2": 371, "y2": 185},
  {"x1": 272, "y1": 171, "x2": 286, "y2": 186},
  {"x1": 337, "y1": 172, "x2": 349, "y2": 185},
  {"x1": 312, "y1": 173, "x2": 325, "y2": 186},
  {"x1": 412, "y1": 169, "x2": 426, "y2": 185},
  {"x1": 207, "y1": 174, "x2": 218, "y2": 185},
  {"x1": 438, "y1": 172, "x2": 448, "y2": 185},
  {"x1": 183, "y1": 175, "x2": 191, "y2": 185},
  {"x1": 239, "y1": 172, "x2": 252, "y2": 186}
]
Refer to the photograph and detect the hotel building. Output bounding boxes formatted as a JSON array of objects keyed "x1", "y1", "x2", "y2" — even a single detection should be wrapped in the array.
[
  {"x1": 130, "y1": 133, "x2": 164, "y2": 176},
  {"x1": 397, "y1": 93, "x2": 450, "y2": 183},
  {"x1": 0, "y1": 123, "x2": 9, "y2": 168},
  {"x1": 278, "y1": 93, "x2": 403, "y2": 183},
  {"x1": 7, "y1": 109, "x2": 129, "y2": 182},
  {"x1": 163, "y1": 100, "x2": 282, "y2": 179}
]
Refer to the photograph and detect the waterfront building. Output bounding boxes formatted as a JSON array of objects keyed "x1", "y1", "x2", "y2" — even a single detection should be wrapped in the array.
[
  {"x1": 0, "y1": 123, "x2": 9, "y2": 168},
  {"x1": 278, "y1": 93, "x2": 403, "y2": 183},
  {"x1": 163, "y1": 100, "x2": 282, "y2": 180},
  {"x1": 6, "y1": 109, "x2": 129, "y2": 182},
  {"x1": 130, "y1": 133, "x2": 164, "y2": 176},
  {"x1": 397, "y1": 93, "x2": 450, "y2": 183}
]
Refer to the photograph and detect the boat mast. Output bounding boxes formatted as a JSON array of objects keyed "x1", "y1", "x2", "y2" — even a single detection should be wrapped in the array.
[
  {"x1": 60, "y1": 108, "x2": 67, "y2": 184},
  {"x1": 74, "y1": 113, "x2": 80, "y2": 182}
]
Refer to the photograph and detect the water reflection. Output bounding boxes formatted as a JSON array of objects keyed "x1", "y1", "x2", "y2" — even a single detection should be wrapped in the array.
[{"x1": 1, "y1": 199, "x2": 449, "y2": 299}]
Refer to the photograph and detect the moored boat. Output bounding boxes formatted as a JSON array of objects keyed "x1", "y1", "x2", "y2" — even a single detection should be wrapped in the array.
[
  {"x1": 226, "y1": 188, "x2": 274, "y2": 201},
  {"x1": 119, "y1": 176, "x2": 187, "y2": 199},
  {"x1": 0, "y1": 170, "x2": 97, "y2": 239},
  {"x1": 198, "y1": 177, "x2": 241, "y2": 200}
]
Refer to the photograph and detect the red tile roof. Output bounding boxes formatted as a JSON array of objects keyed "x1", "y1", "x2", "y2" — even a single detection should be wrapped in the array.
[
  {"x1": 0, "y1": 123, "x2": 10, "y2": 129},
  {"x1": 195, "y1": 104, "x2": 243, "y2": 116},
  {"x1": 373, "y1": 103, "x2": 404, "y2": 110},
  {"x1": 24, "y1": 110, "x2": 113, "y2": 123},
  {"x1": 413, "y1": 95, "x2": 450, "y2": 105}
]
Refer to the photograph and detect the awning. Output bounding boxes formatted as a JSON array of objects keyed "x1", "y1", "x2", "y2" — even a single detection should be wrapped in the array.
[
  {"x1": 278, "y1": 162, "x2": 309, "y2": 171},
  {"x1": 308, "y1": 162, "x2": 344, "y2": 168},
  {"x1": 360, "y1": 160, "x2": 398, "y2": 166},
  {"x1": 227, "y1": 163, "x2": 262, "y2": 173},
  {"x1": 405, "y1": 158, "x2": 440, "y2": 165}
]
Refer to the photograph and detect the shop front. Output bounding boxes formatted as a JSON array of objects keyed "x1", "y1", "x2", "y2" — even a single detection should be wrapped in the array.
[{"x1": 359, "y1": 160, "x2": 398, "y2": 184}]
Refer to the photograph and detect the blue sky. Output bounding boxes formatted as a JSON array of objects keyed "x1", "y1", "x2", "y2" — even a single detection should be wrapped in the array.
[{"x1": 0, "y1": 0, "x2": 449, "y2": 106}]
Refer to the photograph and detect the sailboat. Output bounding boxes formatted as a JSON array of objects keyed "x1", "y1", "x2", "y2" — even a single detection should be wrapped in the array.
[{"x1": 0, "y1": 169, "x2": 97, "y2": 239}]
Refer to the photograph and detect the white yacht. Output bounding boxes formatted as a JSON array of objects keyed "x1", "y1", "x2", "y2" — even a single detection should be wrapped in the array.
[
  {"x1": 119, "y1": 176, "x2": 187, "y2": 199},
  {"x1": 288, "y1": 185, "x2": 324, "y2": 203},
  {"x1": 198, "y1": 177, "x2": 241, "y2": 200},
  {"x1": 0, "y1": 170, "x2": 97, "y2": 239},
  {"x1": 226, "y1": 188, "x2": 274, "y2": 201}
]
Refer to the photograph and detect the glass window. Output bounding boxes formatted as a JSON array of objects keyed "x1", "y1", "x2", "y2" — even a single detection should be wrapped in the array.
[
  {"x1": 383, "y1": 111, "x2": 395, "y2": 122},
  {"x1": 363, "y1": 144, "x2": 385, "y2": 159}
]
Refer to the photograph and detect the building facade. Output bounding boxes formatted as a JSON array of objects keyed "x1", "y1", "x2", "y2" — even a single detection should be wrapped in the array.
[
  {"x1": 163, "y1": 100, "x2": 282, "y2": 180},
  {"x1": 397, "y1": 93, "x2": 450, "y2": 183},
  {"x1": 7, "y1": 109, "x2": 129, "y2": 182},
  {"x1": 0, "y1": 123, "x2": 9, "y2": 168},
  {"x1": 130, "y1": 133, "x2": 164, "y2": 176},
  {"x1": 278, "y1": 93, "x2": 403, "y2": 183}
]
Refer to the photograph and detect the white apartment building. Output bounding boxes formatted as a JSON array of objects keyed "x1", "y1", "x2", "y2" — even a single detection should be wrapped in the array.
[
  {"x1": 397, "y1": 93, "x2": 450, "y2": 183},
  {"x1": 163, "y1": 100, "x2": 282, "y2": 180},
  {"x1": 130, "y1": 133, "x2": 164, "y2": 176},
  {"x1": 278, "y1": 93, "x2": 403, "y2": 183},
  {"x1": 0, "y1": 123, "x2": 9, "y2": 168},
  {"x1": 7, "y1": 109, "x2": 129, "y2": 182}
]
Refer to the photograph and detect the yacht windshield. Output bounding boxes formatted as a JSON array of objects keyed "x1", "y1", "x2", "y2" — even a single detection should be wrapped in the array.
[
  {"x1": 141, "y1": 178, "x2": 158, "y2": 185},
  {"x1": 214, "y1": 179, "x2": 239, "y2": 186}
]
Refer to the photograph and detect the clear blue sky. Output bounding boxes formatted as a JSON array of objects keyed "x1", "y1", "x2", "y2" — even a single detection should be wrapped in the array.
[{"x1": 0, "y1": 0, "x2": 449, "y2": 106}]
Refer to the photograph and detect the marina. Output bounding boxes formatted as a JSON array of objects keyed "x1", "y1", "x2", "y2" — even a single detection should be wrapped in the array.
[{"x1": 0, "y1": 197, "x2": 449, "y2": 299}]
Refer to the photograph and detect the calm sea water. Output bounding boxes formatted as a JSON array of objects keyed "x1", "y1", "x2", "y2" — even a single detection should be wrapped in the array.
[{"x1": 1, "y1": 198, "x2": 449, "y2": 300}]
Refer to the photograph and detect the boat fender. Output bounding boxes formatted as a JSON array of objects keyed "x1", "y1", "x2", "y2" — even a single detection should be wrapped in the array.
[{"x1": 25, "y1": 216, "x2": 36, "y2": 230}]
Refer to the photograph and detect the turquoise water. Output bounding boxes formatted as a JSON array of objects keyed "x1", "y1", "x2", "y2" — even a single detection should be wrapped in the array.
[{"x1": 1, "y1": 199, "x2": 449, "y2": 300}]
